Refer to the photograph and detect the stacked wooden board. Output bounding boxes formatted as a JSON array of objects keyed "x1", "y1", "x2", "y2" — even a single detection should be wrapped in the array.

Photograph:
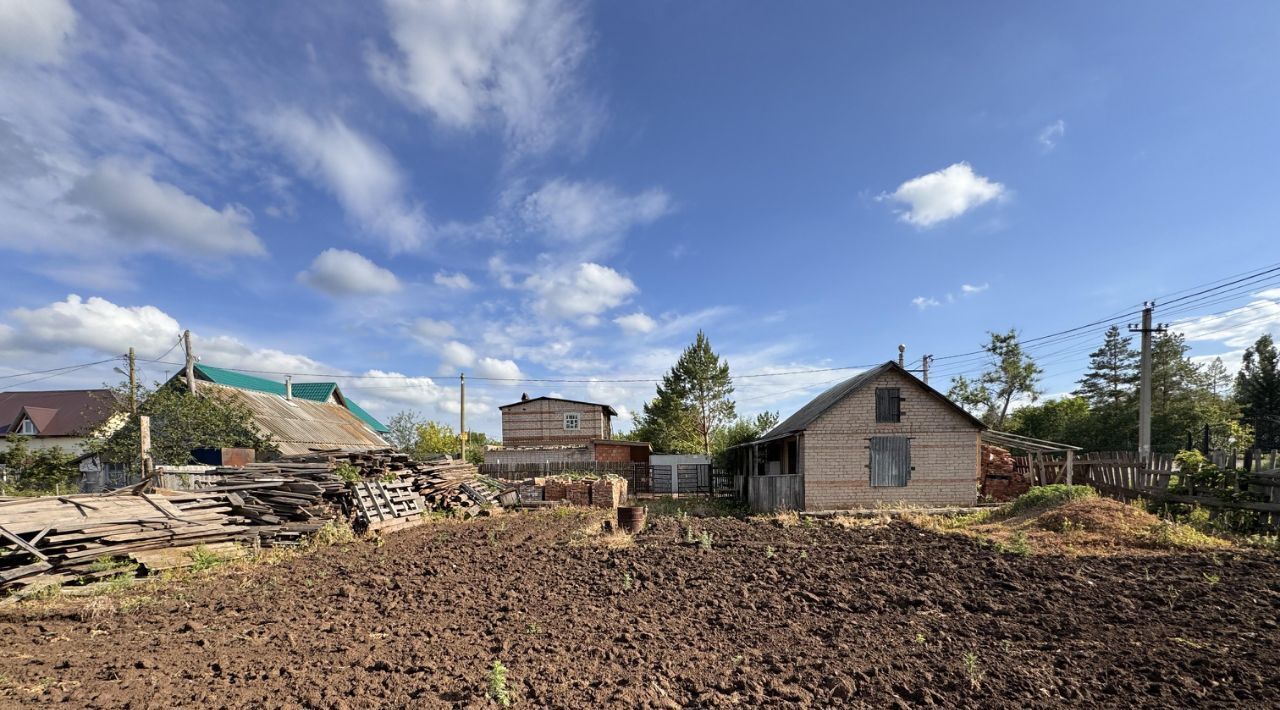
[
  {"x1": 979, "y1": 444, "x2": 1028, "y2": 501},
  {"x1": 0, "y1": 492, "x2": 250, "y2": 594}
]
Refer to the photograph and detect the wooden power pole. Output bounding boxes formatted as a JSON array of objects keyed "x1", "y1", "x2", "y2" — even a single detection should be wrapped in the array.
[
  {"x1": 1130, "y1": 302, "x2": 1167, "y2": 463},
  {"x1": 183, "y1": 329, "x2": 195, "y2": 395}
]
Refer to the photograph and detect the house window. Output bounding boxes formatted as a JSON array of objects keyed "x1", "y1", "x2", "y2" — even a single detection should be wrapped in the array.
[
  {"x1": 18, "y1": 418, "x2": 36, "y2": 435},
  {"x1": 875, "y1": 387, "x2": 903, "y2": 423},
  {"x1": 563, "y1": 412, "x2": 581, "y2": 431},
  {"x1": 869, "y1": 436, "x2": 911, "y2": 487}
]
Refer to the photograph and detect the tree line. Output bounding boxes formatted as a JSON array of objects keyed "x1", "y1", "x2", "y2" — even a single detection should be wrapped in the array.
[{"x1": 948, "y1": 326, "x2": 1280, "y2": 454}]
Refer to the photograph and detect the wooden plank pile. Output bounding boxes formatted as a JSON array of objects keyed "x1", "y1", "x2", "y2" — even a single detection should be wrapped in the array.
[
  {"x1": 541, "y1": 475, "x2": 629, "y2": 509},
  {"x1": 0, "y1": 492, "x2": 251, "y2": 594},
  {"x1": 189, "y1": 462, "x2": 348, "y2": 545}
]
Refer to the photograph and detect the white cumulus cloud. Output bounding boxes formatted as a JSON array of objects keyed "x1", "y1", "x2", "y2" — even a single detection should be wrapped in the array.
[
  {"x1": 0, "y1": 0, "x2": 77, "y2": 66},
  {"x1": 524, "y1": 262, "x2": 638, "y2": 322},
  {"x1": 297, "y1": 248, "x2": 401, "y2": 296},
  {"x1": 258, "y1": 110, "x2": 427, "y2": 252},
  {"x1": 614, "y1": 312, "x2": 657, "y2": 335},
  {"x1": 961, "y1": 283, "x2": 989, "y2": 295},
  {"x1": 434, "y1": 271, "x2": 474, "y2": 290},
  {"x1": 66, "y1": 160, "x2": 265, "y2": 257},
  {"x1": 474, "y1": 356, "x2": 523, "y2": 380},
  {"x1": 912, "y1": 296, "x2": 941, "y2": 310},
  {"x1": 412, "y1": 318, "x2": 457, "y2": 342},
  {"x1": 881, "y1": 162, "x2": 1006, "y2": 227}
]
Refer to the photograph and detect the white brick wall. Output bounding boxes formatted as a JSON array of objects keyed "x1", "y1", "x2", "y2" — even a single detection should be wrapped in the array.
[{"x1": 801, "y1": 369, "x2": 980, "y2": 510}]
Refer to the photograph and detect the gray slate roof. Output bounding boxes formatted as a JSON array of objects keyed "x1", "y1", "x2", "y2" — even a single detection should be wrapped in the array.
[{"x1": 757, "y1": 361, "x2": 986, "y2": 442}]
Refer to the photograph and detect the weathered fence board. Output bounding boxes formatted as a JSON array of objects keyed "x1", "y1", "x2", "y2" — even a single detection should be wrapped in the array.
[{"x1": 747, "y1": 475, "x2": 803, "y2": 513}]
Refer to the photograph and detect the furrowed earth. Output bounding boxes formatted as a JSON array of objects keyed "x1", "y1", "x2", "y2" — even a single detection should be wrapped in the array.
[{"x1": 1, "y1": 509, "x2": 1278, "y2": 708}]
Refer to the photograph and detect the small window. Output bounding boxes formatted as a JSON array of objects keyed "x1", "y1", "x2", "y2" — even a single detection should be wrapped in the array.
[
  {"x1": 875, "y1": 387, "x2": 903, "y2": 423},
  {"x1": 18, "y1": 418, "x2": 36, "y2": 435},
  {"x1": 563, "y1": 412, "x2": 581, "y2": 431}
]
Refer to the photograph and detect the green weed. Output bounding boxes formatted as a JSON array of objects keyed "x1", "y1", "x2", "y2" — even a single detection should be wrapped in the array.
[
  {"x1": 764, "y1": 545, "x2": 776, "y2": 559},
  {"x1": 1005, "y1": 485, "x2": 1097, "y2": 515},
  {"x1": 962, "y1": 652, "x2": 984, "y2": 690},
  {"x1": 488, "y1": 660, "x2": 512, "y2": 707},
  {"x1": 622, "y1": 572, "x2": 633, "y2": 591},
  {"x1": 698, "y1": 531, "x2": 714, "y2": 550}
]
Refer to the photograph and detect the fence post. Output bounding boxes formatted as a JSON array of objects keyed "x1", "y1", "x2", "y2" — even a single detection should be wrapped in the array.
[{"x1": 1065, "y1": 450, "x2": 1074, "y2": 486}]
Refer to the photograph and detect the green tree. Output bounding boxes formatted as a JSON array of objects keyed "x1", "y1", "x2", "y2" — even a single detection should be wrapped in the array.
[
  {"x1": 637, "y1": 331, "x2": 736, "y2": 454},
  {"x1": 385, "y1": 410, "x2": 424, "y2": 451},
  {"x1": 709, "y1": 411, "x2": 779, "y2": 470},
  {"x1": 91, "y1": 381, "x2": 277, "y2": 469},
  {"x1": 1074, "y1": 325, "x2": 1138, "y2": 407},
  {"x1": 948, "y1": 329, "x2": 1042, "y2": 427},
  {"x1": 0, "y1": 435, "x2": 78, "y2": 493},
  {"x1": 408, "y1": 420, "x2": 488, "y2": 464},
  {"x1": 1236, "y1": 333, "x2": 1280, "y2": 449},
  {"x1": 1148, "y1": 333, "x2": 1239, "y2": 453},
  {"x1": 1006, "y1": 397, "x2": 1091, "y2": 445}
]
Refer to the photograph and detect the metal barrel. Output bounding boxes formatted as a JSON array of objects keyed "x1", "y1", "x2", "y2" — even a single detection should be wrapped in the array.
[{"x1": 617, "y1": 506, "x2": 647, "y2": 534}]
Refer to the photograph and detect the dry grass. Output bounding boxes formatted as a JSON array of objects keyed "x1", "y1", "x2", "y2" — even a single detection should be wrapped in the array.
[{"x1": 751, "y1": 509, "x2": 801, "y2": 528}]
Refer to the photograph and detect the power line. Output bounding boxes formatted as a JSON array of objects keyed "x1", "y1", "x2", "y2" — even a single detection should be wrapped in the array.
[{"x1": 0, "y1": 357, "x2": 124, "y2": 383}]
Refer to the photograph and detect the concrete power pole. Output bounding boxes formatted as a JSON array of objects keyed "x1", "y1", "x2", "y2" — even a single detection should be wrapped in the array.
[
  {"x1": 127, "y1": 347, "x2": 137, "y2": 415},
  {"x1": 922, "y1": 354, "x2": 933, "y2": 386},
  {"x1": 1129, "y1": 302, "x2": 1167, "y2": 462},
  {"x1": 459, "y1": 372, "x2": 467, "y2": 462},
  {"x1": 183, "y1": 329, "x2": 196, "y2": 395}
]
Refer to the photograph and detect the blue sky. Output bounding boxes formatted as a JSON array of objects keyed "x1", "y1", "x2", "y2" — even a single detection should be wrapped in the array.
[{"x1": 2, "y1": 1, "x2": 1279, "y2": 435}]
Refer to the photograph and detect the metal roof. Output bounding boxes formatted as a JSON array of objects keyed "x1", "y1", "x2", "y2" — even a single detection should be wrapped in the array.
[
  {"x1": 498, "y1": 395, "x2": 619, "y2": 416},
  {"x1": 756, "y1": 361, "x2": 986, "y2": 443},
  {"x1": 982, "y1": 430, "x2": 1081, "y2": 453},
  {"x1": 198, "y1": 382, "x2": 389, "y2": 456},
  {"x1": 190, "y1": 364, "x2": 387, "y2": 433}
]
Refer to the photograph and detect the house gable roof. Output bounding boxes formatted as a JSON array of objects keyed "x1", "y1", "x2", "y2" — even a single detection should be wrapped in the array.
[
  {"x1": 187, "y1": 364, "x2": 388, "y2": 434},
  {"x1": 0, "y1": 390, "x2": 117, "y2": 437},
  {"x1": 759, "y1": 361, "x2": 986, "y2": 442},
  {"x1": 498, "y1": 396, "x2": 619, "y2": 416}
]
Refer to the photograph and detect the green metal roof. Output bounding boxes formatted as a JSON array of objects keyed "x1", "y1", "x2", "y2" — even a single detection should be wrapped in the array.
[
  {"x1": 192, "y1": 364, "x2": 388, "y2": 434},
  {"x1": 342, "y1": 397, "x2": 390, "y2": 434}
]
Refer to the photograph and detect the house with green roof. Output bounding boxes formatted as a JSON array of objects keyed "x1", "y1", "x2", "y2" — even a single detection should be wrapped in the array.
[{"x1": 184, "y1": 364, "x2": 390, "y2": 434}]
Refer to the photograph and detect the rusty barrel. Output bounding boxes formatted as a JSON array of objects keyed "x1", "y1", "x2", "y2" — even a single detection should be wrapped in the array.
[{"x1": 617, "y1": 506, "x2": 647, "y2": 534}]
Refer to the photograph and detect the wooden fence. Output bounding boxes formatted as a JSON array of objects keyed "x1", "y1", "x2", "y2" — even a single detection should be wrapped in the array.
[
  {"x1": 1029, "y1": 450, "x2": 1280, "y2": 530},
  {"x1": 747, "y1": 474, "x2": 803, "y2": 513}
]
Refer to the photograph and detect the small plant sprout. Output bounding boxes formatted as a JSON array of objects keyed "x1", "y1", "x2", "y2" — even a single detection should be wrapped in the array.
[
  {"x1": 684, "y1": 527, "x2": 696, "y2": 544},
  {"x1": 962, "y1": 652, "x2": 984, "y2": 690},
  {"x1": 698, "y1": 531, "x2": 714, "y2": 550},
  {"x1": 1202, "y1": 572, "x2": 1220, "y2": 586},
  {"x1": 525, "y1": 622, "x2": 543, "y2": 635},
  {"x1": 488, "y1": 660, "x2": 512, "y2": 707},
  {"x1": 799, "y1": 549, "x2": 808, "y2": 560},
  {"x1": 622, "y1": 572, "x2": 633, "y2": 591},
  {"x1": 914, "y1": 632, "x2": 926, "y2": 645},
  {"x1": 764, "y1": 545, "x2": 776, "y2": 559}
]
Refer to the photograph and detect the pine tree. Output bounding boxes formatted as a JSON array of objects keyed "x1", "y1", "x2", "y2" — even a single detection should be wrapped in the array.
[
  {"x1": 1236, "y1": 334, "x2": 1280, "y2": 449},
  {"x1": 1204, "y1": 357, "x2": 1233, "y2": 397},
  {"x1": 639, "y1": 331, "x2": 735, "y2": 455},
  {"x1": 1074, "y1": 325, "x2": 1138, "y2": 407}
]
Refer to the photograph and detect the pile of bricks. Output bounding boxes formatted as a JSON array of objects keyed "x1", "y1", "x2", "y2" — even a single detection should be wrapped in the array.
[
  {"x1": 979, "y1": 443, "x2": 1029, "y2": 501},
  {"x1": 540, "y1": 475, "x2": 629, "y2": 509}
]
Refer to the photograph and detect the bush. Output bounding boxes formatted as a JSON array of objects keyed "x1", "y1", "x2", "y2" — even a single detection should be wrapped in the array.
[{"x1": 1005, "y1": 484, "x2": 1097, "y2": 515}]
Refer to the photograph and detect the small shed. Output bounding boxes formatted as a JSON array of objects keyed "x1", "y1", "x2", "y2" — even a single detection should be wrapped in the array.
[{"x1": 736, "y1": 361, "x2": 986, "y2": 512}]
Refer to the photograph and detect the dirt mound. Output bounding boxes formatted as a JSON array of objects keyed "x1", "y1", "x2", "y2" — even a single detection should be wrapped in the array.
[
  {"x1": 0, "y1": 511, "x2": 1276, "y2": 707},
  {"x1": 1034, "y1": 497, "x2": 1158, "y2": 536}
]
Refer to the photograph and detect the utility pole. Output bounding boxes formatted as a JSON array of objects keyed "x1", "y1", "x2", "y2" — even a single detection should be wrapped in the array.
[
  {"x1": 1129, "y1": 302, "x2": 1167, "y2": 463},
  {"x1": 922, "y1": 354, "x2": 933, "y2": 386},
  {"x1": 127, "y1": 347, "x2": 137, "y2": 415},
  {"x1": 183, "y1": 329, "x2": 195, "y2": 395},
  {"x1": 459, "y1": 372, "x2": 467, "y2": 462}
]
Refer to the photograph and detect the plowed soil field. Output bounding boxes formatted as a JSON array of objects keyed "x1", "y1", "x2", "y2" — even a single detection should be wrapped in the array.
[{"x1": 2, "y1": 511, "x2": 1278, "y2": 708}]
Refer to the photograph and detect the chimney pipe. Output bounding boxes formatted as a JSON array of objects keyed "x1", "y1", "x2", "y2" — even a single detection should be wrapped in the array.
[
  {"x1": 897, "y1": 344, "x2": 906, "y2": 367},
  {"x1": 285, "y1": 375, "x2": 293, "y2": 400}
]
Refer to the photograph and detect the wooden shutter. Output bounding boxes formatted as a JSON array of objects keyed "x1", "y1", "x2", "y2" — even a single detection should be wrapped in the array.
[
  {"x1": 869, "y1": 436, "x2": 911, "y2": 487},
  {"x1": 875, "y1": 388, "x2": 902, "y2": 423}
]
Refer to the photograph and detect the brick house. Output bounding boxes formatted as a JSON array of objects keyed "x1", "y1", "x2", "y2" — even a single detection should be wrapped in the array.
[
  {"x1": 499, "y1": 395, "x2": 617, "y2": 446},
  {"x1": 489, "y1": 395, "x2": 650, "y2": 468},
  {"x1": 739, "y1": 361, "x2": 985, "y2": 511}
]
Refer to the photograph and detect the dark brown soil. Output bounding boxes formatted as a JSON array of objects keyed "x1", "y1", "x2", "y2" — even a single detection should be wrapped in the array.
[{"x1": 2, "y1": 510, "x2": 1278, "y2": 708}]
